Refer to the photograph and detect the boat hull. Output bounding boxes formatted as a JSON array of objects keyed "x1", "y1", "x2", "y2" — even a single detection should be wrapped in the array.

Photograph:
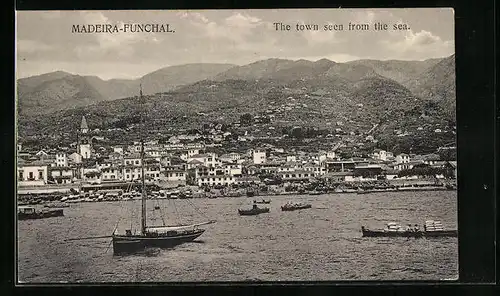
[
  {"x1": 18, "y1": 209, "x2": 64, "y2": 220},
  {"x1": 238, "y1": 208, "x2": 269, "y2": 216},
  {"x1": 112, "y1": 229, "x2": 205, "y2": 255},
  {"x1": 361, "y1": 228, "x2": 457, "y2": 238},
  {"x1": 281, "y1": 205, "x2": 312, "y2": 211}
]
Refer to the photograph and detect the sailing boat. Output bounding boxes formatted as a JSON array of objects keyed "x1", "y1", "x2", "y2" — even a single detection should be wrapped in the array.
[{"x1": 111, "y1": 85, "x2": 215, "y2": 255}]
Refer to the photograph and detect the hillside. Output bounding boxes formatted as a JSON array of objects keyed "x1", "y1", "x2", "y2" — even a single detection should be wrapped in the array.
[
  {"x1": 18, "y1": 69, "x2": 436, "y2": 140},
  {"x1": 141, "y1": 63, "x2": 236, "y2": 95},
  {"x1": 17, "y1": 74, "x2": 107, "y2": 115},
  {"x1": 16, "y1": 63, "x2": 236, "y2": 116},
  {"x1": 346, "y1": 58, "x2": 442, "y2": 85},
  {"x1": 405, "y1": 55, "x2": 456, "y2": 121},
  {"x1": 17, "y1": 56, "x2": 456, "y2": 155},
  {"x1": 213, "y1": 58, "x2": 382, "y2": 83}
]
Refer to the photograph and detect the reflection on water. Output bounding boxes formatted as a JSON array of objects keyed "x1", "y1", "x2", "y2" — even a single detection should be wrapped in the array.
[{"x1": 18, "y1": 191, "x2": 458, "y2": 282}]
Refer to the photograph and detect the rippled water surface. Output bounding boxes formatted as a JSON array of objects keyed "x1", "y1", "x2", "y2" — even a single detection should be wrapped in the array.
[{"x1": 18, "y1": 191, "x2": 458, "y2": 282}]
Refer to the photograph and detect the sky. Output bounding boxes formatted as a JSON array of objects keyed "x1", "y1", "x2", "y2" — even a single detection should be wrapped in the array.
[{"x1": 16, "y1": 9, "x2": 455, "y2": 80}]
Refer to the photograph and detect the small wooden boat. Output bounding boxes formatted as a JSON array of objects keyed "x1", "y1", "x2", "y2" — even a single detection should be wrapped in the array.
[
  {"x1": 308, "y1": 191, "x2": 322, "y2": 195},
  {"x1": 281, "y1": 202, "x2": 312, "y2": 211},
  {"x1": 18, "y1": 206, "x2": 64, "y2": 220},
  {"x1": 238, "y1": 205, "x2": 269, "y2": 216},
  {"x1": 246, "y1": 190, "x2": 255, "y2": 197},
  {"x1": 154, "y1": 206, "x2": 160, "y2": 210}
]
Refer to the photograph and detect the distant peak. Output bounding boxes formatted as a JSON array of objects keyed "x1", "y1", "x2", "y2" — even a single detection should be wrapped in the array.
[
  {"x1": 53, "y1": 70, "x2": 72, "y2": 75},
  {"x1": 315, "y1": 58, "x2": 334, "y2": 63},
  {"x1": 23, "y1": 70, "x2": 73, "y2": 79}
]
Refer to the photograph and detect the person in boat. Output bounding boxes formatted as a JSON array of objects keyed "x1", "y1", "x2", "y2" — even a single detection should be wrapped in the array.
[
  {"x1": 253, "y1": 204, "x2": 257, "y2": 209},
  {"x1": 414, "y1": 224, "x2": 420, "y2": 232}
]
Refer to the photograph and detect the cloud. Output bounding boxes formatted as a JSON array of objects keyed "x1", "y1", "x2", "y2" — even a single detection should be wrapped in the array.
[
  {"x1": 407, "y1": 30, "x2": 442, "y2": 46},
  {"x1": 17, "y1": 40, "x2": 53, "y2": 54},
  {"x1": 224, "y1": 12, "x2": 262, "y2": 28},
  {"x1": 16, "y1": 9, "x2": 455, "y2": 79},
  {"x1": 383, "y1": 29, "x2": 454, "y2": 59}
]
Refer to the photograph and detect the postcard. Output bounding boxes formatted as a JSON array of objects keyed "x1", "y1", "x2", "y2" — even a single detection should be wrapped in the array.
[{"x1": 15, "y1": 8, "x2": 457, "y2": 283}]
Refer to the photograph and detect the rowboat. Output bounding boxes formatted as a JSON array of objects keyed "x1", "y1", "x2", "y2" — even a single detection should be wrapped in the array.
[
  {"x1": 281, "y1": 202, "x2": 312, "y2": 211},
  {"x1": 238, "y1": 205, "x2": 269, "y2": 216}
]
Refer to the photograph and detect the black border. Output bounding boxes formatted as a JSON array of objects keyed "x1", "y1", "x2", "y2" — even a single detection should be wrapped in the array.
[{"x1": 7, "y1": 0, "x2": 497, "y2": 295}]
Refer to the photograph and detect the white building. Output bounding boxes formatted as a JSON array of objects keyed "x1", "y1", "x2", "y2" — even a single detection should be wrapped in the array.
[
  {"x1": 303, "y1": 162, "x2": 327, "y2": 176},
  {"x1": 180, "y1": 149, "x2": 201, "y2": 161},
  {"x1": 68, "y1": 152, "x2": 83, "y2": 164},
  {"x1": 113, "y1": 146, "x2": 124, "y2": 154},
  {"x1": 219, "y1": 152, "x2": 241, "y2": 163},
  {"x1": 372, "y1": 149, "x2": 388, "y2": 161},
  {"x1": 49, "y1": 167, "x2": 74, "y2": 184},
  {"x1": 55, "y1": 152, "x2": 68, "y2": 167},
  {"x1": 101, "y1": 166, "x2": 121, "y2": 181},
  {"x1": 188, "y1": 153, "x2": 219, "y2": 168},
  {"x1": 18, "y1": 161, "x2": 48, "y2": 186},
  {"x1": 163, "y1": 169, "x2": 186, "y2": 182},
  {"x1": 253, "y1": 149, "x2": 266, "y2": 164},
  {"x1": 395, "y1": 153, "x2": 410, "y2": 164},
  {"x1": 124, "y1": 154, "x2": 142, "y2": 167},
  {"x1": 223, "y1": 164, "x2": 243, "y2": 176},
  {"x1": 197, "y1": 175, "x2": 236, "y2": 187},
  {"x1": 327, "y1": 151, "x2": 336, "y2": 159}
]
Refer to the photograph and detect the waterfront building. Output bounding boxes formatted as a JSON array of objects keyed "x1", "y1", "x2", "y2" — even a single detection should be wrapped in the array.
[
  {"x1": 48, "y1": 166, "x2": 74, "y2": 184},
  {"x1": 17, "y1": 159, "x2": 49, "y2": 186}
]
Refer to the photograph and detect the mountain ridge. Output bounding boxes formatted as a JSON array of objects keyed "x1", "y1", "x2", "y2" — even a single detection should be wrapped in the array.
[
  {"x1": 17, "y1": 63, "x2": 237, "y2": 116},
  {"x1": 17, "y1": 55, "x2": 455, "y2": 127}
]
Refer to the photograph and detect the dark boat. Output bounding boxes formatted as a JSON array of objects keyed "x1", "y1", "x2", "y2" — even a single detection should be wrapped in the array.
[
  {"x1": 113, "y1": 226, "x2": 207, "y2": 254},
  {"x1": 281, "y1": 202, "x2": 312, "y2": 211},
  {"x1": 238, "y1": 205, "x2": 270, "y2": 216},
  {"x1": 361, "y1": 221, "x2": 457, "y2": 238},
  {"x1": 18, "y1": 206, "x2": 64, "y2": 220},
  {"x1": 111, "y1": 86, "x2": 215, "y2": 255},
  {"x1": 308, "y1": 191, "x2": 322, "y2": 195},
  {"x1": 246, "y1": 190, "x2": 255, "y2": 197},
  {"x1": 154, "y1": 206, "x2": 160, "y2": 210}
]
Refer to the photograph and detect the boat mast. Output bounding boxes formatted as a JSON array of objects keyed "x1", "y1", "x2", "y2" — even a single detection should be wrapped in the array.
[{"x1": 140, "y1": 84, "x2": 147, "y2": 234}]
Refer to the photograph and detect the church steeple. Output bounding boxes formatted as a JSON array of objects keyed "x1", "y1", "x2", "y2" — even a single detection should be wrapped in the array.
[
  {"x1": 78, "y1": 116, "x2": 91, "y2": 159},
  {"x1": 80, "y1": 116, "x2": 89, "y2": 134}
]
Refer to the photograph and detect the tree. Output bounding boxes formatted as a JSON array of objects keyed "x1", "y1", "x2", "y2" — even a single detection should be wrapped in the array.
[
  {"x1": 240, "y1": 113, "x2": 253, "y2": 125},
  {"x1": 290, "y1": 127, "x2": 303, "y2": 139}
]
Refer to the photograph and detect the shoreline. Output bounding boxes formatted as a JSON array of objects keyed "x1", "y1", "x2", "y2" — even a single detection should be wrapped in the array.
[{"x1": 17, "y1": 186, "x2": 457, "y2": 206}]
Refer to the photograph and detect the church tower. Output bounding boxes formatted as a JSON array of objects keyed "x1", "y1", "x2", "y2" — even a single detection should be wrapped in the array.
[{"x1": 78, "y1": 116, "x2": 92, "y2": 159}]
